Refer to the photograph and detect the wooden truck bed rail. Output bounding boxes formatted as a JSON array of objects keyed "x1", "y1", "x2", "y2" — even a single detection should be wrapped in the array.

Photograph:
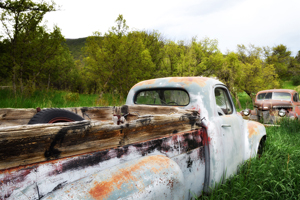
[{"x1": 0, "y1": 106, "x2": 200, "y2": 170}]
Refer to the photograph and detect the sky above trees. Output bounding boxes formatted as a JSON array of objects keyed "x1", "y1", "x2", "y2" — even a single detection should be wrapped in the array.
[{"x1": 41, "y1": 0, "x2": 300, "y2": 56}]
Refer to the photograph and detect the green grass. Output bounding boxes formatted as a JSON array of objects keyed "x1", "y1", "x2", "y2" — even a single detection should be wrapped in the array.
[
  {"x1": 198, "y1": 118, "x2": 300, "y2": 200},
  {"x1": 0, "y1": 89, "x2": 125, "y2": 108}
]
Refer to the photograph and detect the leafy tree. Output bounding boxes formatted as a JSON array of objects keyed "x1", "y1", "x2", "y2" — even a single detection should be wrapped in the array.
[
  {"x1": 160, "y1": 40, "x2": 184, "y2": 77},
  {"x1": 83, "y1": 15, "x2": 155, "y2": 96},
  {"x1": 236, "y1": 44, "x2": 280, "y2": 103},
  {"x1": 217, "y1": 52, "x2": 242, "y2": 109},
  {"x1": 0, "y1": 0, "x2": 58, "y2": 94},
  {"x1": 266, "y1": 44, "x2": 292, "y2": 79},
  {"x1": 190, "y1": 37, "x2": 223, "y2": 77}
]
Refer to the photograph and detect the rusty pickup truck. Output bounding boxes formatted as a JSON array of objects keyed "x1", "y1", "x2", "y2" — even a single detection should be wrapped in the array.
[
  {"x1": 0, "y1": 77, "x2": 266, "y2": 200},
  {"x1": 241, "y1": 89, "x2": 300, "y2": 124}
]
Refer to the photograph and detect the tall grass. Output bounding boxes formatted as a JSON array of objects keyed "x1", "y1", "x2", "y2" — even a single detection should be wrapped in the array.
[
  {"x1": 0, "y1": 89, "x2": 125, "y2": 108},
  {"x1": 198, "y1": 118, "x2": 300, "y2": 200}
]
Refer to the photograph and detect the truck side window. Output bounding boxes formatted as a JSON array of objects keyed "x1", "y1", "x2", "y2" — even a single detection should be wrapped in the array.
[{"x1": 215, "y1": 88, "x2": 233, "y2": 115}]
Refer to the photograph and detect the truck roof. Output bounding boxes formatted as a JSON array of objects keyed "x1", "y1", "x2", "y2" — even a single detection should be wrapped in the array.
[
  {"x1": 257, "y1": 89, "x2": 297, "y2": 94},
  {"x1": 131, "y1": 77, "x2": 223, "y2": 89}
]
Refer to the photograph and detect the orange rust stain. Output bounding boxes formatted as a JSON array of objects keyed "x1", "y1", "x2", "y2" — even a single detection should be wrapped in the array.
[
  {"x1": 132, "y1": 79, "x2": 156, "y2": 88},
  {"x1": 295, "y1": 106, "x2": 300, "y2": 115},
  {"x1": 247, "y1": 121, "x2": 260, "y2": 138},
  {"x1": 89, "y1": 155, "x2": 170, "y2": 199},
  {"x1": 168, "y1": 77, "x2": 209, "y2": 87}
]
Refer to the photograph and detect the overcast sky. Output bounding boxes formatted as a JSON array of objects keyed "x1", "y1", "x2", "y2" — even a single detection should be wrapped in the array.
[{"x1": 43, "y1": 0, "x2": 300, "y2": 56}]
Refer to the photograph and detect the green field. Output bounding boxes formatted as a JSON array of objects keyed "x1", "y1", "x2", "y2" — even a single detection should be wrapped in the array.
[
  {"x1": 0, "y1": 89, "x2": 125, "y2": 108},
  {"x1": 1, "y1": 81, "x2": 295, "y2": 109}
]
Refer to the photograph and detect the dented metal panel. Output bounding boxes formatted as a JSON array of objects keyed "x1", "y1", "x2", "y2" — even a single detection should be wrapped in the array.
[{"x1": 45, "y1": 155, "x2": 185, "y2": 200}]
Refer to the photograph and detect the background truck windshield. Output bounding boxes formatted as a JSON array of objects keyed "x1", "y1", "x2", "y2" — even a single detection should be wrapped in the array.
[{"x1": 257, "y1": 92, "x2": 291, "y2": 101}]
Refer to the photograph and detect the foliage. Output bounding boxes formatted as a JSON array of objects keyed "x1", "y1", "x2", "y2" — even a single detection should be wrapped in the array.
[
  {"x1": 265, "y1": 44, "x2": 292, "y2": 80},
  {"x1": 236, "y1": 45, "x2": 280, "y2": 102},
  {"x1": 65, "y1": 37, "x2": 87, "y2": 60},
  {"x1": 291, "y1": 75, "x2": 300, "y2": 86},
  {"x1": 63, "y1": 92, "x2": 79, "y2": 102},
  {"x1": 0, "y1": 0, "x2": 77, "y2": 95},
  {"x1": 198, "y1": 118, "x2": 300, "y2": 200},
  {"x1": 1, "y1": 8, "x2": 300, "y2": 102},
  {"x1": 82, "y1": 14, "x2": 156, "y2": 96}
]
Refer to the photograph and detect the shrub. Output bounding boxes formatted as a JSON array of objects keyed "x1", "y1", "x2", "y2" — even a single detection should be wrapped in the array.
[
  {"x1": 64, "y1": 92, "x2": 80, "y2": 102},
  {"x1": 291, "y1": 75, "x2": 300, "y2": 86}
]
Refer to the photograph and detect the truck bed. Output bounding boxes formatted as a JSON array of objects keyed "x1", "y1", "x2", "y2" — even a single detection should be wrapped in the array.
[{"x1": 0, "y1": 105, "x2": 208, "y2": 199}]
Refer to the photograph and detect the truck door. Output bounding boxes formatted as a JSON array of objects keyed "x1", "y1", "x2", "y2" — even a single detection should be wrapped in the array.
[{"x1": 214, "y1": 86, "x2": 244, "y2": 179}]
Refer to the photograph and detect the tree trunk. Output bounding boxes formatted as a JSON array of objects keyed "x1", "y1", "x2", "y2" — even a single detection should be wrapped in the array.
[
  {"x1": 20, "y1": 69, "x2": 23, "y2": 94},
  {"x1": 47, "y1": 73, "x2": 50, "y2": 92},
  {"x1": 234, "y1": 92, "x2": 242, "y2": 110}
]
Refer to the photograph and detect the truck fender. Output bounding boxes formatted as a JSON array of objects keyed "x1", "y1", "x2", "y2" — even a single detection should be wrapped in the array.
[
  {"x1": 44, "y1": 155, "x2": 185, "y2": 200},
  {"x1": 244, "y1": 120, "x2": 267, "y2": 160}
]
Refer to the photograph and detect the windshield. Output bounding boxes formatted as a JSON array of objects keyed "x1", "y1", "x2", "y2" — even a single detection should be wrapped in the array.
[
  {"x1": 134, "y1": 89, "x2": 189, "y2": 106},
  {"x1": 257, "y1": 92, "x2": 291, "y2": 101}
]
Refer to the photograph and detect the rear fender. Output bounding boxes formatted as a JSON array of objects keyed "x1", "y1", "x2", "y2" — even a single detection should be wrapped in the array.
[{"x1": 44, "y1": 155, "x2": 185, "y2": 200}]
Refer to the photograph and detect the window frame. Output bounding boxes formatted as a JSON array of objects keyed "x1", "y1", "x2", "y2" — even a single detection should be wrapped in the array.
[{"x1": 214, "y1": 86, "x2": 235, "y2": 116}]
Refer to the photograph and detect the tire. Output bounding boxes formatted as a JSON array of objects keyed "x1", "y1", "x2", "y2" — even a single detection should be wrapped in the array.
[
  {"x1": 28, "y1": 108, "x2": 84, "y2": 124},
  {"x1": 257, "y1": 136, "x2": 266, "y2": 157}
]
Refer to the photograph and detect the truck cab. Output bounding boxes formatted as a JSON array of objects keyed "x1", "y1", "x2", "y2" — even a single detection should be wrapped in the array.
[{"x1": 126, "y1": 77, "x2": 266, "y2": 188}]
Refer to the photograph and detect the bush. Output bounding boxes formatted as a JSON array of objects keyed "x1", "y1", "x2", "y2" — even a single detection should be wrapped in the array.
[
  {"x1": 63, "y1": 92, "x2": 80, "y2": 102},
  {"x1": 291, "y1": 75, "x2": 300, "y2": 86}
]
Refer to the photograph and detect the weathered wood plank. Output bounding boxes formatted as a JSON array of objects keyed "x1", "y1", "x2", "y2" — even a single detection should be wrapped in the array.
[
  {"x1": 0, "y1": 105, "x2": 194, "y2": 127},
  {"x1": 0, "y1": 107, "x2": 114, "y2": 127},
  {"x1": 121, "y1": 105, "x2": 195, "y2": 116},
  {"x1": 0, "y1": 110, "x2": 199, "y2": 170},
  {"x1": 0, "y1": 108, "x2": 37, "y2": 127}
]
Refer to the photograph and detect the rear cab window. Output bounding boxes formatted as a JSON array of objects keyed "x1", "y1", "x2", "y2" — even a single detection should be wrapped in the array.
[{"x1": 134, "y1": 89, "x2": 189, "y2": 106}]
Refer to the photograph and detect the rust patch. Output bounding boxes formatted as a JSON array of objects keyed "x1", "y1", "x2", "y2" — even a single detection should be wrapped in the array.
[
  {"x1": 132, "y1": 79, "x2": 156, "y2": 88},
  {"x1": 168, "y1": 77, "x2": 209, "y2": 87},
  {"x1": 295, "y1": 106, "x2": 300, "y2": 116},
  {"x1": 247, "y1": 121, "x2": 260, "y2": 138},
  {"x1": 89, "y1": 155, "x2": 171, "y2": 199}
]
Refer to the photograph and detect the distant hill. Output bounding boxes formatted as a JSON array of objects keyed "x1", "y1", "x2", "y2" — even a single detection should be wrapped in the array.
[{"x1": 65, "y1": 37, "x2": 87, "y2": 61}]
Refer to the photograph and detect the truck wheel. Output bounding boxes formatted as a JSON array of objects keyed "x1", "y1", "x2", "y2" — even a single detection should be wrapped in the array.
[
  {"x1": 28, "y1": 109, "x2": 84, "y2": 124},
  {"x1": 257, "y1": 136, "x2": 266, "y2": 157}
]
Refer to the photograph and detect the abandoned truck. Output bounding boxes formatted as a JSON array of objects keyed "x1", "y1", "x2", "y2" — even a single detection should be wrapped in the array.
[
  {"x1": 0, "y1": 77, "x2": 266, "y2": 200},
  {"x1": 241, "y1": 89, "x2": 300, "y2": 124}
]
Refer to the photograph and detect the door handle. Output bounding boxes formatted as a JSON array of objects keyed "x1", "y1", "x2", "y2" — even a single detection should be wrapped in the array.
[{"x1": 222, "y1": 124, "x2": 231, "y2": 127}]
